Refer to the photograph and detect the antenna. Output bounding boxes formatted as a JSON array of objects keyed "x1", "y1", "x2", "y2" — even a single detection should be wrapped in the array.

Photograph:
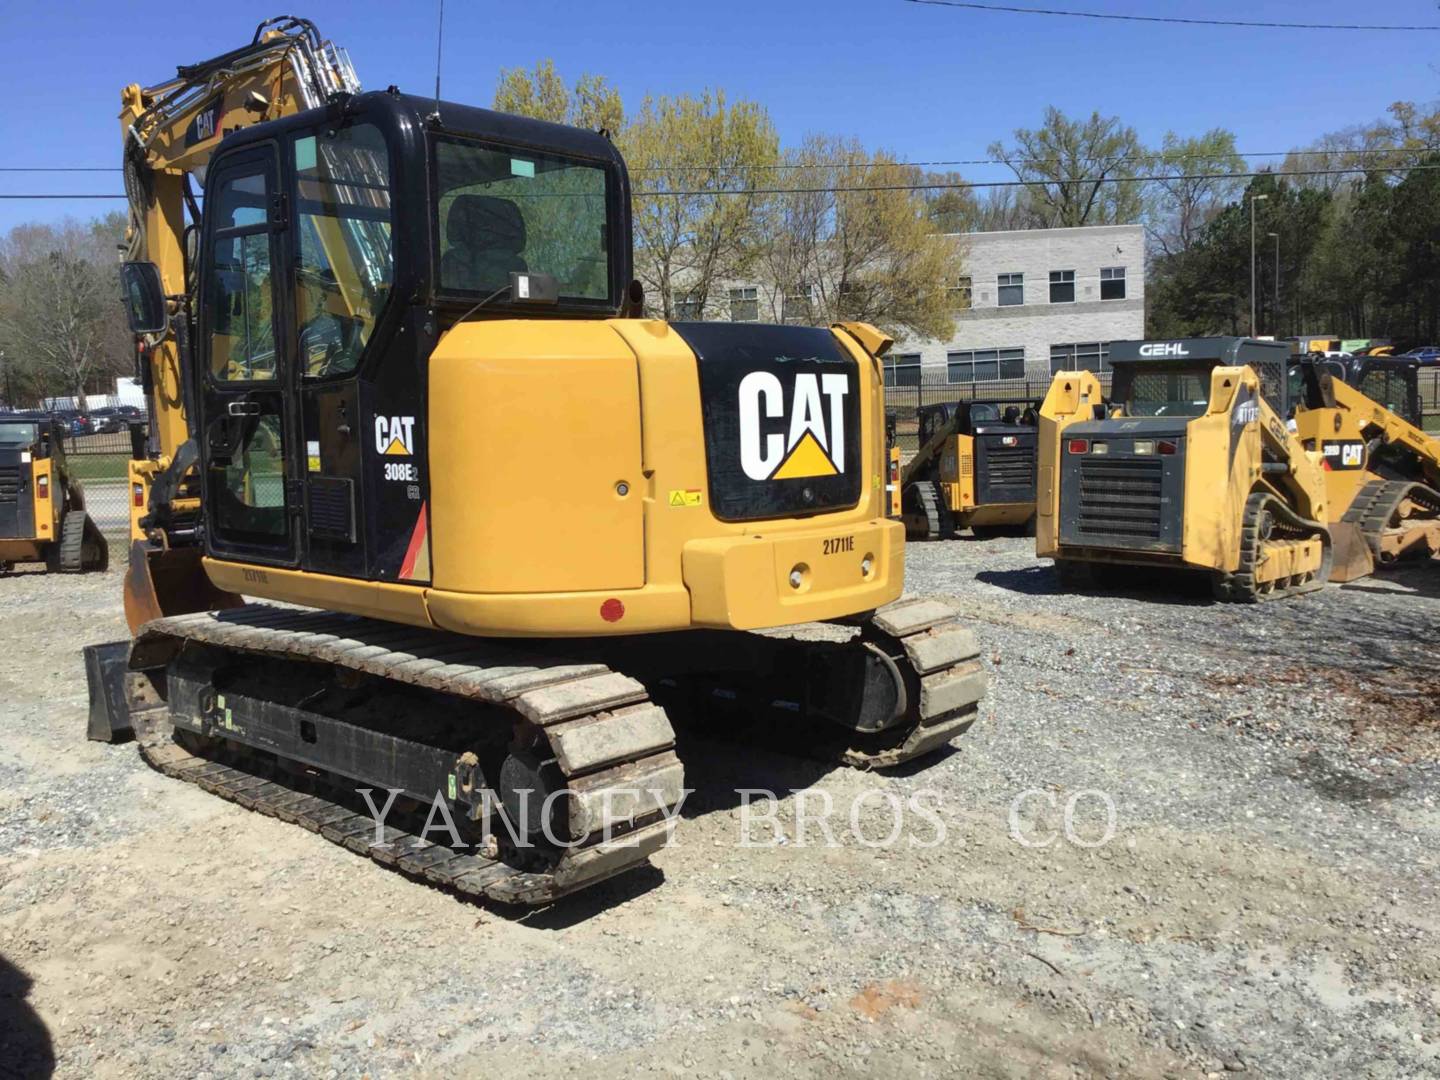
[{"x1": 431, "y1": 0, "x2": 445, "y2": 121}]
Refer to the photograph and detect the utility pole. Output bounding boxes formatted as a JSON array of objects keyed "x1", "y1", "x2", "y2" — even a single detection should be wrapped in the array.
[
  {"x1": 1249, "y1": 193, "x2": 1269, "y2": 338},
  {"x1": 1268, "y1": 232, "x2": 1280, "y2": 338}
]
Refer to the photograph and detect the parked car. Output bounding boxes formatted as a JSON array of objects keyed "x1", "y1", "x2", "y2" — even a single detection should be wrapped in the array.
[
  {"x1": 89, "y1": 405, "x2": 145, "y2": 434},
  {"x1": 49, "y1": 410, "x2": 93, "y2": 438},
  {"x1": 1402, "y1": 346, "x2": 1440, "y2": 365}
]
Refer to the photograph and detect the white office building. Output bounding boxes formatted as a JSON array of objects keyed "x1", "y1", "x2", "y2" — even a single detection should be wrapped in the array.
[{"x1": 885, "y1": 223, "x2": 1145, "y2": 386}]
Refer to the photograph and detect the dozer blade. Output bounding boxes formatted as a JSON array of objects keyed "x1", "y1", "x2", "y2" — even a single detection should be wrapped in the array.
[
  {"x1": 123, "y1": 540, "x2": 243, "y2": 633},
  {"x1": 1327, "y1": 521, "x2": 1375, "y2": 583}
]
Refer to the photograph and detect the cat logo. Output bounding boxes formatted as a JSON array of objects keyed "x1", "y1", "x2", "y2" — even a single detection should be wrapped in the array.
[
  {"x1": 375, "y1": 415, "x2": 416, "y2": 456},
  {"x1": 738, "y1": 371, "x2": 848, "y2": 481}
]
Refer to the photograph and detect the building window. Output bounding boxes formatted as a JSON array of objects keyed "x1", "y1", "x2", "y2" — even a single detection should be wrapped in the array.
[
  {"x1": 1050, "y1": 342, "x2": 1111, "y2": 374},
  {"x1": 782, "y1": 282, "x2": 815, "y2": 325},
  {"x1": 950, "y1": 275, "x2": 973, "y2": 310},
  {"x1": 674, "y1": 290, "x2": 703, "y2": 320},
  {"x1": 1100, "y1": 266, "x2": 1126, "y2": 301},
  {"x1": 728, "y1": 286, "x2": 759, "y2": 322},
  {"x1": 947, "y1": 348, "x2": 1025, "y2": 383},
  {"x1": 887, "y1": 354, "x2": 922, "y2": 387},
  {"x1": 1049, "y1": 270, "x2": 1076, "y2": 304},
  {"x1": 997, "y1": 272, "x2": 1024, "y2": 307}
]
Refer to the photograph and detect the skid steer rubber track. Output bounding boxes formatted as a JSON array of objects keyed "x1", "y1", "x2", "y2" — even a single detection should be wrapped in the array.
[
  {"x1": 1212, "y1": 492, "x2": 1332, "y2": 603},
  {"x1": 128, "y1": 606, "x2": 682, "y2": 907},
  {"x1": 1341, "y1": 478, "x2": 1440, "y2": 567},
  {"x1": 903, "y1": 481, "x2": 954, "y2": 540}
]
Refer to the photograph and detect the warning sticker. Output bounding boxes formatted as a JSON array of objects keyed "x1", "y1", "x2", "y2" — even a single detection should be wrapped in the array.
[
  {"x1": 306, "y1": 440, "x2": 321, "y2": 472},
  {"x1": 668, "y1": 489, "x2": 702, "y2": 508}
]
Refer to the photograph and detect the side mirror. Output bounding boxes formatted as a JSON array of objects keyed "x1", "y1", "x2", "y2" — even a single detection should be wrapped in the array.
[{"x1": 119, "y1": 262, "x2": 168, "y2": 335}]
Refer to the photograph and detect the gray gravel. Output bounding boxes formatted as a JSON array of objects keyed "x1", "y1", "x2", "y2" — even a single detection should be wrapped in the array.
[{"x1": 1, "y1": 544, "x2": 1438, "y2": 1078}]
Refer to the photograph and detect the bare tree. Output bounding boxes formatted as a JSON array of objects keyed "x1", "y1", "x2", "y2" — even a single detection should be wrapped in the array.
[
  {"x1": 989, "y1": 107, "x2": 1147, "y2": 227},
  {"x1": 0, "y1": 215, "x2": 130, "y2": 409}
]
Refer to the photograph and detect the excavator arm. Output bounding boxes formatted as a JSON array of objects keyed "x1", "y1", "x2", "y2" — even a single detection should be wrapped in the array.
[{"x1": 118, "y1": 17, "x2": 359, "y2": 628}]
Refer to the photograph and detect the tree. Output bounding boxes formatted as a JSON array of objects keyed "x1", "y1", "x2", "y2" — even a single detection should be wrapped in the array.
[
  {"x1": 988, "y1": 107, "x2": 1146, "y2": 227},
  {"x1": 0, "y1": 214, "x2": 131, "y2": 409},
  {"x1": 625, "y1": 91, "x2": 780, "y2": 319},
  {"x1": 1147, "y1": 129, "x2": 1246, "y2": 257},
  {"x1": 755, "y1": 136, "x2": 959, "y2": 342},
  {"x1": 493, "y1": 60, "x2": 624, "y2": 132}
]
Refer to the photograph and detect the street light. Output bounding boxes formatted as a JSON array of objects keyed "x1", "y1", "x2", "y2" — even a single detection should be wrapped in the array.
[
  {"x1": 1267, "y1": 231, "x2": 1280, "y2": 338},
  {"x1": 1249, "y1": 194, "x2": 1269, "y2": 338}
]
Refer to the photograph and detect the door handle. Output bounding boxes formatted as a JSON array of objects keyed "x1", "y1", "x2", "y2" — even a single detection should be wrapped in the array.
[{"x1": 227, "y1": 401, "x2": 261, "y2": 417}]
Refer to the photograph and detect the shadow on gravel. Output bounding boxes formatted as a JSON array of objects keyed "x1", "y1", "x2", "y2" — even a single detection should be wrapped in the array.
[
  {"x1": 0, "y1": 956, "x2": 53, "y2": 1079},
  {"x1": 1334, "y1": 563, "x2": 1440, "y2": 600},
  {"x1": 975, "y1": 565, "x2": 1216, "y2": 606}
]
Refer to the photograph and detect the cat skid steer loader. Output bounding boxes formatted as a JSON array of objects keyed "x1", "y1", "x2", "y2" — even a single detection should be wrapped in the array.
[{"x1": 84, "y1": 17, "x2": 988, "y2": 907}]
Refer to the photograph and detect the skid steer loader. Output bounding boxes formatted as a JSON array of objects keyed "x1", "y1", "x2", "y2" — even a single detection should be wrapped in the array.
[
  {"x1": 1292, "y1": 357, "x2": 1440, "y2": 581},
  {"x1": 0, "y1": 416, "x2": 107, "y2": 574},
  {"x1": 1037, "y1": 337, "x2": 1331, "y2": 602},
  {"x1": 83, "y1": 17, "x2": 989, "y2": 907},
  {"x1": 900, "y1": 400, "x2": 1038, "y2": 539}
]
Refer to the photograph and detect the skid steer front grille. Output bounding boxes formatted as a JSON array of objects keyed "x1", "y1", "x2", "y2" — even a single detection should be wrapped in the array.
[
  {"x1": 0, "y1": 466, "x2": 20, "y2": 504},
  {"x1": 1075, "y1": 457, "x2": 1164, "y2": 541},
  {"x1": 984, "y1": 446, "x2": 1034, "y2": 488}
]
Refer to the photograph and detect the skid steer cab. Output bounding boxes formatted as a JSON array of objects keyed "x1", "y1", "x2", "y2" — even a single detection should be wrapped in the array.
[
  {"x1": 1037, "y1": 337, "x2": 1331, "y2": 603},
  {"x1": 900, "y1": 400, "x2": 1038, "y2": 540},
  {"x1": 0, "y1": 415, "x2": 108, "y2": 574}
]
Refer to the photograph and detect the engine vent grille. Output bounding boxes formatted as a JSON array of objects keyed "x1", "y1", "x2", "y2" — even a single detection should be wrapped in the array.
[
  {"x1": 0, "y1": 466, "x2": 21, "y2": 504},
  {"x1": 307, "y1": 476, "x2": 355, "y2": 543},
  {"x1": 1076, "y1": 457, "x2": 1164, "y2": 541}
]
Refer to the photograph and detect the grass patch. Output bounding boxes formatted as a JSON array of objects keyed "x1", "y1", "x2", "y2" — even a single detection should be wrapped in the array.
[{"x1": 64, "y1": 453, "x2": 130, "y2": 482}]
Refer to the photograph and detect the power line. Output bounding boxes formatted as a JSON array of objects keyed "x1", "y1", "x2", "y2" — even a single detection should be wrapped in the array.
[
  {"x1": 901, "y1": 0, "x2": 1440, "y2": 32},
  {"x1": 7, "y1": 163, "x2": 1438, "y2": 202},
  {"x1": 10, "y1": 145, "x2": 1435, "y2": 177}
]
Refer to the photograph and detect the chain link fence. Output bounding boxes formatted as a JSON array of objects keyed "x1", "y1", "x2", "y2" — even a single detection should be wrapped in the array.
[{"x1": 62, "y1": 427, "x2": 138, "y2": 545}]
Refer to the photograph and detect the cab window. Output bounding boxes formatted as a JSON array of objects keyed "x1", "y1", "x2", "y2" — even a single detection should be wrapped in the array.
[
  {"x1": 207, "y1": 167, "x2": 276, "y2": 382},
  {"x1": 292, "y1": 123, "x2": 394, "y2": 378}
]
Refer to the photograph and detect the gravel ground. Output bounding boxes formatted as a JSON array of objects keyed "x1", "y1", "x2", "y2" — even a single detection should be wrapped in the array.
[{"x1": 1, "y1": 541, "x2": 1438, "y2": 1079}]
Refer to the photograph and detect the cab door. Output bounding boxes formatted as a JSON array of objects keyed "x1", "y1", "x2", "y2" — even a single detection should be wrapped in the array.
[{"x1": 197, "y1": 147, "x2": 299, "y2": 566}]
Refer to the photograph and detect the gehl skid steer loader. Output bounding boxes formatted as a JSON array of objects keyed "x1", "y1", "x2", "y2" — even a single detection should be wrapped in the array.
[
  {"x1": 83, "y1": 17, "x2": 988, "y2": 906},
  {"x1": 1292, "y1": 357, "x2": 1440, "y2": 581},
  {"x1": 1037, "y1": 337, "x2": 1332, "y2": 602},
  {"x1": 900, "y1": 401, "x2": 1038, "y2": 539}
]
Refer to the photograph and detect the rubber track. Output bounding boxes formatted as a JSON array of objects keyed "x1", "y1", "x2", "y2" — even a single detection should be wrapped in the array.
[
  {"x1": 1212, "y1": 492, "x2": 1331, "y2": 603},
  {"x1": 837, "y1": 598, "x2": 988, "y2": 768},
  {"x1": 1341, "y1": 478, "x2": 1440, "y2": 563},
  {"x1": 907, "y1": 481, "x2": 953, "y2": 540},
  {"x1": 131, "y1": 607, "x2": 681, "y2": 906}
]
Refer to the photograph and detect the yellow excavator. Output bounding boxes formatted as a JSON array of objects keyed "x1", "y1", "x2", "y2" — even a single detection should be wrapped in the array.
[
  {"x1": 1037, "y1": 337, "x2": 1332, "y2": 602},
  {"x1": 84, "y1": 17, "x2": 987, "y2": 905},
  {"x1": 1292, "y1": 358, "x2": 1440, "y2": 580}
]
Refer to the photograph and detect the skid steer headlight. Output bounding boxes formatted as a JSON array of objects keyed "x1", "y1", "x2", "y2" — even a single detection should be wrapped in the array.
[{"x1": 1133, "y1": 440, "x2": 1155, "y2": 455}]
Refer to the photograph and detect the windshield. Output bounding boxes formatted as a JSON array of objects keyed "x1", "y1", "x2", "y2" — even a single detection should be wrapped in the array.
[
  {"x1": 1116, "y1": 365, "x2": 1212, "y2": 418},
  {"x1": 433, "y1": 136, "x2": 613, "y2": 302},
  {"x1": 0, "y1": 422, "x2": 38, "y2": 444}
]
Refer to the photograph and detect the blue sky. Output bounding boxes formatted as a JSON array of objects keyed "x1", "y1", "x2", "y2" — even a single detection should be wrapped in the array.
[{"x1": 2, "y1": 0, "x2": 1437, "y2": 232}]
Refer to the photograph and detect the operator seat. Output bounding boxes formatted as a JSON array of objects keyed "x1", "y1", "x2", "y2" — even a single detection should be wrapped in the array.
[{"x1": 441, "y1": 195, "x2": 528, "y2": 291}]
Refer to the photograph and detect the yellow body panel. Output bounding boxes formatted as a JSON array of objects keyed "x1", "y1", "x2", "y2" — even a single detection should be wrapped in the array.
[{"x1": 206, "y1": 318, "x2": 903, "y2": 637}]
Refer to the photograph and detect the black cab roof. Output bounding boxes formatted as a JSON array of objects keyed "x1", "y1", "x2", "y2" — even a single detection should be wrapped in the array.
[{"x1": 1107, "y1": 337, "x2": 1292, "y2": 367}]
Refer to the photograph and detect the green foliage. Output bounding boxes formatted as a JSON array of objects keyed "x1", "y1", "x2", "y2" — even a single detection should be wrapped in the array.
[{"x1": 988, "y1": 107, "x2": 1146, "y2": 228}]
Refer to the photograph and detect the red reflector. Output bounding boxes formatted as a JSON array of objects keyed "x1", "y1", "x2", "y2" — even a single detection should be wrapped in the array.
[
  {"x1": 36, "y1": 476, "x2": 48, "y2": 498},
  {"x1": 1157, "y1": 440, "x2": 1178, "y2": 455},
  {"x1": 600, "y1": 598, "x2": 625, "y2": 623},
  {"x1": 132, "y1": 483, "x2": 145, "y2": 507},
  {"x1": 1067, "y1": 439, "x2": 1089, "y2": 455}
]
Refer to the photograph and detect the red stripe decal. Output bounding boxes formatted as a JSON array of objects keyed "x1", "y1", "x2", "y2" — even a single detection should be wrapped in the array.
[{"x1": 400, "y1": 502, "x2": 428, "y2": 580}]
